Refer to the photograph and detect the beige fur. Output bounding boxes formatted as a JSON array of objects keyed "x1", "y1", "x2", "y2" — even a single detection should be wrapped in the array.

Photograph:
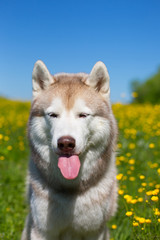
[{"x1": 21, "y1": 61, "x2": 118, "y2": 240}]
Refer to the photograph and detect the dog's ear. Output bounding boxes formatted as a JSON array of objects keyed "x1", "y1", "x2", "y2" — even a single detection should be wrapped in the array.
[
  {"x1": 84, "y1": 61, "x2": 110, "y2": 98},
  {"x1": 32, "y1": 60, "x2": 54, "y2": 97}
]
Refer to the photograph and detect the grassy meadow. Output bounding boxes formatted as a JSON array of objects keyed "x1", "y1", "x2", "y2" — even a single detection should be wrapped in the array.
[{"x1": 0, "y1": 98, "x2": 160, "y2": 239}]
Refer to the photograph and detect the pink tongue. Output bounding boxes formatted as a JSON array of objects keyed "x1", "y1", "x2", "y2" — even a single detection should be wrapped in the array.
[{"x1": 58, "y1": 155, "x2": 81, "y2": 180}]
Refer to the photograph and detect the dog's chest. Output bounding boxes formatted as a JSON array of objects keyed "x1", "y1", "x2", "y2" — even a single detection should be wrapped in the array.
[{"x1": 31, "y1": 187, "x2": 108, "y2": 237}]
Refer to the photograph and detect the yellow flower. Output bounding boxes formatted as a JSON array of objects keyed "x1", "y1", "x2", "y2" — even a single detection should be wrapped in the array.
[
  {"x1": 126, "y1": 211, "x2": 133, "y2": 217},
  {"x1": 152, "y1": 189, "x2": 159, "y2": 195},
  {"x1": 0, "y1": 134, "x2": 3, "y2": 140},
  {"x1": 118, "y1": 189, "x2": 124, "y2": 195},
  {"x1": 151, "y1": 196, "x2": 159, "y2": 202},
  {"x1": 123, "y1": 176, "x2": 127, "y2": 180},
  {"x1": 116, "y1": 173, "x2": 123, "y2": 180},
  {"x1": 126, "y1": 152, "x2": 131, "y2": 157},
  {"x1": 149, "y1": 163, "x2": 158, "y2": 168},
  {"x1": 145, "y1": 219, "x2": 151, "y2": 224},
  {"x1": 124, "y1": 195, "x2": 132, "y2": 203},
  {"x1": 157, "y1": 168, "x2": 160, "y2": 175},
  {"x1": 7, "y1": 145, "x2": 12, "y2": 151},
  {"x1": 138, "y1": 218, "x2": 145, "y2": 224},
  {"x1": 149, "y1": 182, "x2": 154, "y2": 187},
  {"x1": 116, "y1": 159, "x2": 120, "y2": 166},
  {"x1": 146, "y1": 190, "x2": 153, "y2": 196},
  {"x1": 4, "y1": 136, "x2": 9, "y2": 141},
  {"x1": 154, "y1": 208, "x2": 160, "y2": 216},
  {"x1": 138, "y1": 188, "x2": 144, "y2": 193},
  {"x1": 119, "y1": 156, "x2": 125, "y2": 161},
  {"x1": 111, "y1": 224, "x2": 117, "y2": 229},
  {"x1": 149, "y1": 143, "x2": 155, "y2": 149},
  {"x1": 131, "y1": 199, "x2": 137, "y2": 204},
  {"x1": 141, "y1": 182, "x2": 147, "y2": 187},
  {"x1": 129, "y1": 176, "x2": 135, "y2": 181},
  {"x1": 129, "y1": 143, "x2": 136, "y2": 149},
  {"x1": 130, "y1": 166, "x2": 135, "y2": 170},
  {"x1": 129, "y1": 159, "x2": 135, "y2": 165},
  {"x1": 137, "y1": 197, "x2": 143, "y2": 202},
  {"x1": 139, "y1": 175, "x2": 145, "y2": 180},
  {"x1": 117, "y1": 143, "x2": 122, "y2": 148},
  {"x1": 133, "y1": 221, "x2": 139, "y2": 227},
  {"x1": 134, "y1": 216, "x2": 140, "y2": 221},
  {"x1": 0, "y1": 156, "x2": 5, "y2": 160},
  {"x1": 158, "y1": 219, "x2": 160, "y2": 223},
  {"x1": 155, "y1": 184, "x2": 160, "y2": 189}
]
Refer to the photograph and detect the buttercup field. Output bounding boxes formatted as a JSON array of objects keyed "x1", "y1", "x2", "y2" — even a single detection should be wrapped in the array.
[{"x1": 0, "y1": 98, "x2": 160, "y2": 239}]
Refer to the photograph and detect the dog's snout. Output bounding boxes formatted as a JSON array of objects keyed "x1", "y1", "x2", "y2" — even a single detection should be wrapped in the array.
[{"x1": 58, "y1": 136, "x2": 75, "y2": 152}]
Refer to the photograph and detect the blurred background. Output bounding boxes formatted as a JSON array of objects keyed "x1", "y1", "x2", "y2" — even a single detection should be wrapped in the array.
[{"x1": 0, "y1": 0, "x2": 160, "y2": 103}]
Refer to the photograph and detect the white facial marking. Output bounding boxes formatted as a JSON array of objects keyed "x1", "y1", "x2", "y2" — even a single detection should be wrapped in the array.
[
  {"x1": 46, "y1": 98, "x2": 63, "y2": 116},
  {"x1": 45, "y1": 98, "x2": 93, "y2": 155},
  {"x1": 72, "y1": 99, "x2": 93, "y2": 116}
]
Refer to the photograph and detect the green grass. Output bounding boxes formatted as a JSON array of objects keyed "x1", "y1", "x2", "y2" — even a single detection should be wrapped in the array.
[
  {"x1": 0, "y1": 99, "x2": 30, "y2": 239},
  {"x1": 0, "y1": 99, "x2": 160, "y2": 239}
]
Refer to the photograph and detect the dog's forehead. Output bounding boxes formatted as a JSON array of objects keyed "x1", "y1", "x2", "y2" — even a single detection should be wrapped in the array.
[
  {"x1": 47, "y1": 97, "x2": 92, "y2": 114},
  {"x1": 44, "y1": 74, "x2": 94, "y2": 110},
  {"x1": 46, "y1": 97, "x2": 64, "y2": 112}
]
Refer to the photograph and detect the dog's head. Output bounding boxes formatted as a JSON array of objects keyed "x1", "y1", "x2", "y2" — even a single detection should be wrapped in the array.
[{"x1": 29, "y1": 61, "x2": 116, "y2": 187}]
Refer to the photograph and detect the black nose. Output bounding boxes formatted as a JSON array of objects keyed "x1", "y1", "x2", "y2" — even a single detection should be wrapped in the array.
[{"x1": 58, "y1": 136, "x2": 75, "y2": 153}]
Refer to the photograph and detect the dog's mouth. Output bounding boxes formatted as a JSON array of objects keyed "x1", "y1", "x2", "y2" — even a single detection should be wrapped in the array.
[{"x1": 58, "y1": 155, "x2": 81, "y2": 180}]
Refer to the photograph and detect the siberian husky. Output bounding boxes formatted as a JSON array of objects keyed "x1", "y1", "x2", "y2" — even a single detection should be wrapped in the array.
[{"x1": 21, "y1": 60, "x2": 118, "y2": 240}]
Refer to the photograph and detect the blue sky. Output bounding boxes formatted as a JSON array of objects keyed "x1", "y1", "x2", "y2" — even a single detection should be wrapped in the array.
[{"x1": 0, "y1": 0, "x2": 160, "y2": 102}]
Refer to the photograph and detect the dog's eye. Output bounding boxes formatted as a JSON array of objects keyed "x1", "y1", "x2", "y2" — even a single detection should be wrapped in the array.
[
  {"x1": 48, "y1": 113, "x2": 59, "y2": 118},
  {"x1": 79, "y1": 113, "x2": 89, "y2": 118}
]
